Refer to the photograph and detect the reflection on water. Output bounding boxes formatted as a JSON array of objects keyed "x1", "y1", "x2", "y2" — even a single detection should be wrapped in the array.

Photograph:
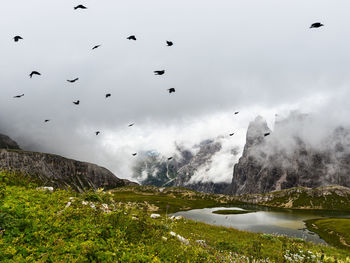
[{"x1": 173, "y1": 206, "x2": 350, "y2": 244}]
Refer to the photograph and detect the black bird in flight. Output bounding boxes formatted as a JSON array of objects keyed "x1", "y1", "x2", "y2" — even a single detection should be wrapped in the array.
[
  {"x1": 310, "y1": 22, "x2": 324, "y2": 28},
  {"x1": 73, "y1": 100, "x2": 80, "y2": 105},
  {"x1": 74, "y1": 5, "x2": 87, "y2": 10},
  {"x1": 127, "y1": 35, "x2": 137, "y2": 41},
  {"x1": 168, "y1": 157, "x2": 173, "y2": 160},
  {"x1": 168, "y1": 88, "x2": 175, "y2": 93},
  {"x1": 95, "y1": 131, "x2": 100, "y2": 136},
  {"x1": 132, "y1": 153, "x2": 137, "y2": 156},
  {"x1": 67, "y1": 78, "x2": 79, "y2": 83},
  {"x1": 128, "y1": 123, "x2": 135, "y2": 127},
  {"x1": 229, "y1": 133, "x2": 234, "y2": 136},
  {"x1": 29, "y1": 71, "x2": 41, "y2": 78},
  {"x1": 44, "y1": 119, "x2": 50, "y2": 123},
  {"x1": 13, "y1": 94, "x2": 24, "y2": 98},
  {"x1": 13, "y1": 36, "x2": 23, "y2": 42},
  {"x1": 154, "y1": 70, "x2": 165, "y2": 75},
  {"x1": 92, "y1": 45, "x2": 101, "y2": 50},
  {"x1": 264, "y1": 133, "x2": 270, "y2": 137},
  {"x1": 234, "y1": 111, "x2": 239, "y2": 115},
  {"x1": 105, "y1": 93, "x2": 111, "y2": 98},
  {"x1": 166, "y1": 41, "x2": 173, "y2": 46}
]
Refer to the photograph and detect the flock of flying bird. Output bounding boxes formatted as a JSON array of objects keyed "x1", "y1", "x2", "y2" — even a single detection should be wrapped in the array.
[
  {"x1": 10, "y1": 4, "x2": 325, "y2": 157},
  {"x1": 11, "y1": 4, "x2": 178, "y2": 156}
]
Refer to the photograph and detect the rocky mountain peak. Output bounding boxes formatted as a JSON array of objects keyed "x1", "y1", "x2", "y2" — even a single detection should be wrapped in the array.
[
  {"x1": 246, "y1": 116, "x2": 271, "y2": 147},
  {"x1": 225, "y1": 114, "x2": 350, "y2": 196}
]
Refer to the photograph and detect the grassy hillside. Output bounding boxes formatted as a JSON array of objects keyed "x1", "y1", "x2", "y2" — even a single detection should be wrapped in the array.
[
  {"x1": 238, "y1": 186, "x2": 350, "y2": 211},
  {"x1": 306, "y1": 218, "x2": 350, "y2": 251},
  {"x1": 110, "y1": 185, "x2": 244, "y2": 214},
  {"x1": 1, "y1": 171, "x2": 350, "y2": 262}
]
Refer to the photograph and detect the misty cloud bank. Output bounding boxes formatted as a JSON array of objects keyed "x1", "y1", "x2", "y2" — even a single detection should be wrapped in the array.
[{"x1": 1, "y1": 0, "x2": 350, "y2": 183}]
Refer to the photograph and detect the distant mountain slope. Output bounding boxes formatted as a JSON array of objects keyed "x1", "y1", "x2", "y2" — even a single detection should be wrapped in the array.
[
  {"x1": 0, "y1": 133, "x2": 20, "y2": 150},
  {"x1": 236, "y1": 185, "x2": 350, "y2": 211},
  {"x1": 0, "y1": 134, "x2": 135, "y2": 192},
  {"x1": 226, "y1": 113, "x2": 350, "y2": 195},
  {"x1": 132, "y1": 139, "x2": 231, "y2": 194},
  {"x1": 0, "y1": 149, "x2": 131, "y2": 192}
]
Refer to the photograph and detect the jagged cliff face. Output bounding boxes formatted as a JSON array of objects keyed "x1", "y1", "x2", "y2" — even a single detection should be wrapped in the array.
[
  {"x1": 226, "y1": 114, "x2": 350, "y2": 195},
  {"x1": 132, "y1": 139, "x2": 230, "y2": 194},
  {"x1": 0, "y1": 134, "x2": 135, "y2": 192}
]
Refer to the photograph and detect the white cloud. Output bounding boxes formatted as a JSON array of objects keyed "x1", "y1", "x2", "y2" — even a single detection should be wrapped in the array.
[{"x1": 1, "y1": 0, "x2": 350, "y2": 183}]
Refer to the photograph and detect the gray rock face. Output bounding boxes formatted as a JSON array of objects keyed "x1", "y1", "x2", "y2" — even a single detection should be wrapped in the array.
[
  {"x1": 0, "y1": 149, "x2": 130, "y2": 192},
  {"x1": 174, "y1": 140, "x2": 230, "y2": 193},
  {"x1": 132, "y1": 139, "x2": 230, "y2": 194},
  {"x1": 174, "y1": 140, "x2": 221, "y2": 186},
  {"x1": 226, "y1": 114, "x2": 350, "y2": 195},
  {"x1": 0, "y1": 134, "x2": 20, "y2": 150}
]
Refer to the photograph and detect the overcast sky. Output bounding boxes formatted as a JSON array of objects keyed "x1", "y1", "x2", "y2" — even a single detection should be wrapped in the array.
[{"x1": 1, "y1": 0, "x2": 350, "y2": 182}]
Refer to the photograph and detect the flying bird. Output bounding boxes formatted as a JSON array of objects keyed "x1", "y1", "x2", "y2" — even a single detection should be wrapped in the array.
[
  {"x1": 229, "y1": 133, "x2": 234, "y2": 136},
  {"x1": 154, "y1": 70, "x2": 165, "y2": 75},
  {"x1": 166, "y1": 41, "x2": 173, "y2": 46},
  {"x1": 310, "y1": 22, "x2": 324, "y2": 28},
  {"x1": 13, "y1": 94, "x2": 24, "y2": 98},
  {"x1": 168, "y1": 157, "x2": 173, "y2": 161},
  {"x1": 67, "y1": 78, "x2": 79, "y2": 83},
  {"x1": 132, "y1": 153, "x2": 137, "y2": 156},
  {"x1": 168, "y1": 88, "x2": 175, "y2": 93},
  {"x1": 264, "y1": 133, "x2": 270, "y2": 137},
  {"x1": 95, "y1": 131, "x2": 100, "y2": 136},
  {"x1": 234, "y1": 111, "x2": 239, "y2": 115},
  {"x1": 74, "y1": 5, "x2": 87, "y2": 10},
  {"x1": 73, "y1": 100, "x2": 80, "y2": 105},
  {"x1": 105, "y1": 93, "x2": 111, "y2": 98},
  {"x1": 92, "y1": 45, "x2": 101, "y2": 50},
  {"x1": 127, "y1": 35, "x2": 137, "y2": 41},
  {"x1": 44, "y1": 119, "x2": 50, "y2": 123},
  {"x1": 128, "y1": 123, "x2": 135, "y2": 127},
  {"x1": 13, "y1": 36, "x2": 23, "y2": 42},
  {"x1": 29, "y1": 71, "x2": 41, "y2": 78}
]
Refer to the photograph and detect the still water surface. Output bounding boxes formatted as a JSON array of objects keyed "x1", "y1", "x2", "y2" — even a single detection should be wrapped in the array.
[{"x1": 173, "y1": 206, "x2": 350, "y2": 244}]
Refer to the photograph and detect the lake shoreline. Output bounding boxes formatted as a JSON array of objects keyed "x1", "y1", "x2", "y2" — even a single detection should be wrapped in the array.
[{"x1": 174, "y1": 206, "x2": 350, "y2": 245}]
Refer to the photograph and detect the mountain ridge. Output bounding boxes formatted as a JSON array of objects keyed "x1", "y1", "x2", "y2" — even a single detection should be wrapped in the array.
[
  {"x1": 132, "y1": 139, "x2": 231, "y2": 194},
  {"x1": 0, "y1": 133, "x2": 136, "y2": 192}
]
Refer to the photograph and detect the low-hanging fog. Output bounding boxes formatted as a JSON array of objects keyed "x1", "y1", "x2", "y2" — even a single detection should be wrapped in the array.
[{"x1": 1, "y1": 0, "x2": 350, "y2": 183}]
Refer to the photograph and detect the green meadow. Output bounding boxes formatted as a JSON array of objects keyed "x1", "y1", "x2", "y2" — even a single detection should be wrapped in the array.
[{"x1": 1, "y1": 172, "x2": 350, "y2": 262}]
